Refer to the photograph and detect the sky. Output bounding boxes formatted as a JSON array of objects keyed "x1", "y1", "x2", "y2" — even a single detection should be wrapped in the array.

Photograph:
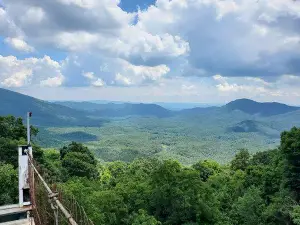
[{"x1": 0, "y1": 0, "x2": 300, "y2": 104}]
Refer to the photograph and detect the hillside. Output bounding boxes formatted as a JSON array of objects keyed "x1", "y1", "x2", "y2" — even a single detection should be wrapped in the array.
[
  {"x1": 56, "y1": 101, "x2": 174, "y2": 118},
  {"x1": 224, "y1": 98, "x2": 300, "y2": 116},
  {"x1": 0, "y1": 88, "x2": 104, "y2": 127}
]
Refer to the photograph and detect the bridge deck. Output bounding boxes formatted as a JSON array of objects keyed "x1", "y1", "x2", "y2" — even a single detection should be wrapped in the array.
[
  {"x1": 0, "y1": 218, "x2": 34, "y2": 225},
  {"x1": 0, "y1": 205, "x2": 32, "y2": 217}
]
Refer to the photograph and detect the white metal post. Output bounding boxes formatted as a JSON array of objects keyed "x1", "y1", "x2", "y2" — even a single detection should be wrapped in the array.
[
  {"x1": 18, "y1": 146, "x2": 23, "y2": 207},
  {"x1": 27, "y1": 112, "x2": 30, "y2": 146},
  {"x1": 18, "y1": 146, "x2": 32, "y2": 207}
]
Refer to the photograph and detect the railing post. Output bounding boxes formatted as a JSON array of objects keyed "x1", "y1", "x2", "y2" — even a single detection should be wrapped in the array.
[{"x1": 18, "y1": 145, "x2": 32, "y2": 207}]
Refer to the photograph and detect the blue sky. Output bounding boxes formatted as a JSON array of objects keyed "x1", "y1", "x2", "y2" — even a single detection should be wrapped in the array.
[
  {"x1": 120, "y1": 0, "x2": 156, "y2": 12},
  {"x1": 1, "y1": 0, "x2": 300, "y2": 104}
]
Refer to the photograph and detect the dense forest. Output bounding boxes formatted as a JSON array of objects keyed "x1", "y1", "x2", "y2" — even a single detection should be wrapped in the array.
[{"x1": 0, "y1": 115, "x2": 300, "y2": 225}]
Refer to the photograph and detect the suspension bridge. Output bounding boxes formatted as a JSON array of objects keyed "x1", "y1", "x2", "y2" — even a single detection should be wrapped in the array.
[{"x1": 0, "y1": 113, "x2": 94, "y2": 225}]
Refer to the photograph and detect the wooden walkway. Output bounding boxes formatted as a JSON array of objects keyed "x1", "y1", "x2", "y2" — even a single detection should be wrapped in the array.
[
  {"x1": 0, "y1": 205, "x2": 34, "y2": 225},
  {"x1": 0, "y1": 218, "x2": 34, "y2": 225},
  {"x1": 0, "y1": 205, "x2": 32, "y2": 217}
]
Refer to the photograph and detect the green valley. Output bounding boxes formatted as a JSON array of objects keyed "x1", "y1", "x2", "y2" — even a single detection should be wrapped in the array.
[{"x1": 35, "y1": 99, "x2": 300, "y2": 164}]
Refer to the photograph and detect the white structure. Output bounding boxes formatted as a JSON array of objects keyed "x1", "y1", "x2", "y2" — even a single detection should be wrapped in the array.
[
  {"x1": 0, "y1": 113, "x2": 34, "y2": 224},
  {"x1": 18, "y1": 145, "x2": 32, "y2": 207}
]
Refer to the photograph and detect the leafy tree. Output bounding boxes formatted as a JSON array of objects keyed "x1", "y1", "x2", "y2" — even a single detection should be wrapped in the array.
[
  {"x1": 0, "y1": 138, "x2": 19, "y2": 167},
  {"x1": 231, "y1": 187, "x2": 265, "y2": 225},
  {"x1": 42, "y1": 149, "x2": 64, "y2": 182},
  {"x1": 291, "y1": 206, "x2": 300, "y2": 225},
  {"x1": 0, "y1": 164, "x2": 18, "y2": 205},
  {"x1": 0, "y1": 116, "x2": 42, "y2": 167},
  {"x1": 250, "y1": 150, "x2": 275, "y2": 166},
  {"x1": 0, "y1": 116, "x2": 26, "y2": 140},
  {"x1": 62, "y1": 152, "x2": 99, "y2": 179},
  {"x1": 263, "y1": 189, "x2": 295, "y2": 225},
  {"x1": 280, "y1": 127, "x2": 300, "y2": 200},
  {"x1": 107, "y1": 161, "x2": 128, "y2": 186},
  {"x1": 231, "y1": 149, "x2": 250, "y2": 171},
  {"x1": 88, "y1": 191, "x2": 128, "y2": 225},
  {"x1": 60, "y1": 142, "x2": 98, "y2": 179},
  {"x1": 0, "y1": 116, "x2": 38, "y2": 141},
  {"x1": 60, "y1": 142, "x2": 96, "y2": 163},
  {"x1": 192, "y1": 160, "x2": 221, "y2": 181},
  {"x1": 129, "y1": 209, "x2": 161, "y2": 225},
  {"x1": 150, "y1": 160, "x2": 218, "y2": 224}
]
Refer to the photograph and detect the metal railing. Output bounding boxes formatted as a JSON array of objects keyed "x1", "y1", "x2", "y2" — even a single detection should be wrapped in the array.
[{"x1": 26, "y1": 151, "x2": 94, "y2": 225}]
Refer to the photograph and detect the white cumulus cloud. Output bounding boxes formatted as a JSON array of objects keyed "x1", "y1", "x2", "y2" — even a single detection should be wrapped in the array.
[
  {"x1": 4, "y1": 37, "x2": 34, "y2": 52},
  {"x1": 82, "y1": 71, "x2": 105, "y2": 87},
  {"x1": 0, "y1": 55, "x2": 64, "y2": 88},
  {"x1": 1, "y1": 0, "x2": 300, "y2": 104}
]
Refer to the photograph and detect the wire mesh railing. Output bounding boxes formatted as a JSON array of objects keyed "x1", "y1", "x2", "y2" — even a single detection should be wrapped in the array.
[
  {"x1": 57, "y1": 188, "x2": 94, "y2": 225},
  {"x1": 27, "y1": 152, "x2": 94, "y2": 225}
]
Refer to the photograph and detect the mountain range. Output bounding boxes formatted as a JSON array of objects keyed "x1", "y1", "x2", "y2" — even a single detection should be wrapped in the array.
[
  {"x1": 1, "y1": 88, "x2": 300, "y2": 124},
  {"x1": 2, "y1": 87, "x2": 300, "y2": 163}
]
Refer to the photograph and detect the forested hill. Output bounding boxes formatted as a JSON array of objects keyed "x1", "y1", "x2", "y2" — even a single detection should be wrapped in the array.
[
  {"x1": 224, "y1": 98, "x2": 300, "y2": 116},
  {"x1": 56, "y1": 101, "x2": 173, "y2": 118},
  {"x1": 0, "y1": 88, "x2": 104, "y2": 127}
]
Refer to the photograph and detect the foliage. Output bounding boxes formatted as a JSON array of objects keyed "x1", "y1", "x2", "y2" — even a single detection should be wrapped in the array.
[
  {"x1": 231, "y1": 187, "x2": 265, "y2": 225},
  {"x1": 130, "y1": 209, "x2": 161, "y2": 225},
  {"x1": 60, "y1": 142, "x2": 98, "y2": 179},
  {"x1": 0, "y1": 115, "x2": 43, "y2": 166},
  {"x1": 0, "y1": 116, "x2": 27, "y2": 140},
  {"x1": 0, "y1": 138, "x2": 20, "y2": 167},
  {"x1": 291, "y1": 206, "x2": 300, "y2": 225},
  {"x1": 58, "y1": 143, "x2": 299, "y2": 225},
  {"x1": 0, "y1": 115, "x2": 42, "y2": 205},
  {"x1": 38, "y1": 108, "x2": 299, "y2": 165},
  {"x1": 280, "y1": 127, "x2": 300, "y2": 200},
  {"x1": 230, "y1": 149, "x2": 250, "y2": 171},
  {"x1": 0, "y1": 164, "x2": 18, "y2": 205},
  {"x1": 192, "y1": 160, "x2": 221, "y2": 181},
  {"x1": 1, "y1": 114, "x2": 300, "y2": 225}
]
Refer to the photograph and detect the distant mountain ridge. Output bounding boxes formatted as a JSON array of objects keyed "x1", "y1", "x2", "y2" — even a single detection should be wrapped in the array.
[
  {"x1": 56, "y1": 98, "x2": 300, "y2": 118},
  {"x1": 56, "y1": 101, "x2": 173, "y2": 118},
  {"x1": 0, "y1": 88, "x2": 104, "y2": 127},
  {"x1": 1, "y1": 87, "x2": 300, "y2": 126},
  {"x1": 223, "y1": 98, "x2": 300, "y2": 116}
]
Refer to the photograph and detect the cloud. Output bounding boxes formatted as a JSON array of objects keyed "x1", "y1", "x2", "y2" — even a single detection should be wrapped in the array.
[
  {"x1": 115, "y1": 73, "x2": 132, "y2": 86},
  {"x1": 82, "y1": 71, "x2": 106, "y2": 87},
  {"x1": 3, "y1": 0, "x2": 300, "y2": 82},
  {"x1": 1, "y1": 0, "x2": 300, "y2": 104},
  {"x1": 40, "y1": 76, "x2": 64, "y2": 87},
  {"x1": 119, "y1": 62, "x2": 170, "y2": 84},
  {"x1": 113, "y1": 62, "x2": 170, "y2": 86},
  {"x1": 0, "y1": 7, "x2": 20, "y2": 37},
  {"x1": 83, "y1": 72, "x2": 95, "y2": 80},
  {"x1": 4, "y1": 37, "x2": 34, "y2": 52},
  {"x1": 137, "y1": 0, "x2": 300, "y2": 77},
  {"x1": 1, "y1": 0, "x2": 188, "y2": 66},
  {"x1": 92, "y1": 78, "x2": 105, "y2": 87},
  {"x1": 212, "y1": 74, "x2": 300, "y2": 99},
  {"x1": 0, "y1": 55, "x2": 64, "y2": 87}
]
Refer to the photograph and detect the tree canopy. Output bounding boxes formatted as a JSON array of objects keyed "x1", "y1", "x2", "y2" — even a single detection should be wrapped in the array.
[{"x1": 0, "y1": 115, "x2": 300, "y2": 225}]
